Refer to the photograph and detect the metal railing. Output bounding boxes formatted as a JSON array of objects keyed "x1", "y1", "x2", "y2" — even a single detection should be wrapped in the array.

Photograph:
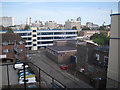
[{"x1": 0, "y1": 61, "x2": 67, "y2": 90}]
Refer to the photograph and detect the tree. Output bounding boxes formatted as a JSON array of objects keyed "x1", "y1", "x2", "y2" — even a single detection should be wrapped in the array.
[
  {"x1": 82, "y1": 27, "x2": 90, "y2": 30},
  {"x1": 24, "y1": 25, "x2": 30, "y2": 30},
  {"x1": 90, "y1": 33, "x2": 109, "y2": 46},
  {"x1": 72, "y1": 26, "x2": 77, "y2": 30},
  {"x1": 6, "y1": 27, "x2": 14, "y2": 33}
]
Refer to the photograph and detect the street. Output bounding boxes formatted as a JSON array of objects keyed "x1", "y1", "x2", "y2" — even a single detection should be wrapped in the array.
[{"x1": 28, "y1": 50, "x2": 92, "y2": 88}]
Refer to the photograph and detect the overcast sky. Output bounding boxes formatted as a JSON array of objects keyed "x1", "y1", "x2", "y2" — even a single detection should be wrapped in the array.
[{"x1": 2, "y1": 2, "x2": 118, "y2": 26}]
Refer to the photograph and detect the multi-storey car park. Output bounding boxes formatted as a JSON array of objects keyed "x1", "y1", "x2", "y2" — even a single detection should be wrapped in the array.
[{"x1": 1, "y1": 27, "x2": 77, "y2": 50}]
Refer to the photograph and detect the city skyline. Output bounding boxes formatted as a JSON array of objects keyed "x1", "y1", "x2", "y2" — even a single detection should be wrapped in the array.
[{"x1": 2, "y1": 2, "x2": 118, "y2": 26}]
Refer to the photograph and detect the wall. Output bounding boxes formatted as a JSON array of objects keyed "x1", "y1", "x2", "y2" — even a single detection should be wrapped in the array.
[{"x1": 58, "y1": 51, "x2": 76, "y2": 64}]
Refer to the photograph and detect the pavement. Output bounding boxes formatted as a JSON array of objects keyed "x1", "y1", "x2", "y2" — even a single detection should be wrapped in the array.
[
  {"x1": 28, "y1": 50, "x2": 92, "y2": 88},
  {"x1": 2, "y1": 65, "x2": 18, "y2": 86}
]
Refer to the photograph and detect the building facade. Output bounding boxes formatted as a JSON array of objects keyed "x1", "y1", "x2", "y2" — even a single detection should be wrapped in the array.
[
  {"x1": 107, "y1": 13, "x2": 120, "y2": 88},
  {"x1": 45, "y1": 21, "x2": 57, "y2": 29},
  {"x1": 0, "y1": 33, "x2": 26, "y2": 62},
  {"x1": 0, "y1": 17, "x2": 14, "y2": 27},
  {"x1": 79, "y1": 30, "x2": 100, "y2": 38},
  {"x1": 65, "y1": 17, "x2": 81, "y2": 35},
  {"x1": 76, "y1": 43, "x2": 109, "y2": 88},
  {"x1": 46, "y1": 40, "x2": 77, "y2": 64},
  {"x1": 0, "y1": 27, "x2": 77, "y2": 50},
  {"x1": 86, "y1": 22, "x2": 99, "y2": 30},
  {"x1": 26, "y1": 17, "x2": 31, "y2": 25}
]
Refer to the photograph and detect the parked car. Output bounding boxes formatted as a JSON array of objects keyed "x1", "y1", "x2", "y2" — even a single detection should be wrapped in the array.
[
  {"x1": 19, "y1": 71, "x2": 30, "y2": 76},
  {"x1": 18, "y1": 77, "x2": 36, "y2": 84},
  {"x1": 13, "y1": 62, "x2": 29, "y2": 70},
  {"x1": 27, "y1": 84, "x2": 37, "y2": 88},
  {"x1": 18, "y1": 69, "x2": 29, "y2": 75},
  {"x1": 60, "y1": 64, "x2": 68, "y2": 70},
  {"x1": 19, "y1": 74, "x2": 36, "y2": 80}
]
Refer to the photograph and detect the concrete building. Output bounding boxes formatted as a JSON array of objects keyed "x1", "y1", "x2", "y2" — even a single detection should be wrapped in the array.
[
  {"x1": 65, "y1": 17, "x2": 81, "y2": 35},
  {"x1": 0, "y1": 33, "x2": 26, "y2": 62},
  {"x1": 0, "y1": 17, "x2": 14, "y2": 27},
  {"x1": 86, "y1": 22, "x2": 99, "y2": 30},
  {"x1": 107, "y1": 13, "x2": 120, "y2": 88},
  {"x1": 0, "y1": 27, "x2": 77, "y2": 50},
  {"x1": 79, "y1": 30, "x2": 100, "y2": 38},
  {"x1": 32, "y1": 20, "x2": 43, "y2": 27},
  {"x1": 45, "y1": 21, "x2": 57, "y2": 29}
]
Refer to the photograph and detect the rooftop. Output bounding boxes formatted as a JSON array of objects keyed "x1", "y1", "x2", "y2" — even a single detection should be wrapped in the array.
[
  {"x1": 1, "y1": 33, "x2": 25, "y2": 43},
  {"x1": 47, "y1": 45, "x2": 77, "y2": 52}
]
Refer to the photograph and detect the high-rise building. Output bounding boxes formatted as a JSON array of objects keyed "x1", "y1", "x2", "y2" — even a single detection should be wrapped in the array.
[
  {"x1": 45, "y1": 21, "x2": 57, "y2": 29},
  {"x1": 26, "y1": 17, "x2": 31, "y2": 25},
  {"x1": 0, "y1": 17, "x2": 14, "y2": 27}
]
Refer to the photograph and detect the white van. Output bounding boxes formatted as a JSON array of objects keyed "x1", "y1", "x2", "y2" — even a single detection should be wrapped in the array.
[
  {"x1": 13, "y1": 62, "x2": 28, "y2": 70},
  {"x1": 19, "y1": 77, "x2": 36, "y2": 84}
]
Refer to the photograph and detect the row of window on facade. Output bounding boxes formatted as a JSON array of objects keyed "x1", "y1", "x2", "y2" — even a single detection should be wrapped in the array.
[
  {"x1": 2, "y1": 49, "x2": 23, "y2": 53},
  {"x1": 46, "y1": 48, "x2": 58, "y2": 56},
  {"x1": 1, "y1": 41, "x2": 24, "y2": 46},
  {"x1": 95, "y1": 54, "x2": 108, "y2": 63}
]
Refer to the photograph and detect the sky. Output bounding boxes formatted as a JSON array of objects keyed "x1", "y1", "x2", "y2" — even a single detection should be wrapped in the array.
[{"x1": 1, "y1": 2, "x2": 118, "y2": 26}]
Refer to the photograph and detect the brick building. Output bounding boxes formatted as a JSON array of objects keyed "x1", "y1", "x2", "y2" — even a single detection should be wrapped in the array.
[
  {"x1": 76, "y1": 43, "x2": 109, "y2": 88},
  {"x1": 0, "y1": 33, "x2": 26, "y2": 62}
]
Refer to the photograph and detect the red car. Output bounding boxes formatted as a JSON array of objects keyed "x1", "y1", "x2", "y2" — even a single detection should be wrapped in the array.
[{"x1": 60, "y1": 64, "x2": 68, "y2": 70}]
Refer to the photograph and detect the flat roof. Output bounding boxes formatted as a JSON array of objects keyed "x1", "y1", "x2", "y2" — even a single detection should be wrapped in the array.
[{"x1": 47, "y1": 45, "x2": 77, "y2": 52}]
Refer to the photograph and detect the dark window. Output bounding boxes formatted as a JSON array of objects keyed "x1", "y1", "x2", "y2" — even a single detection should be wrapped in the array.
[
  {"x1": 33, "y1": 44, "x2": 36, "y2": 46},
  {"x1": 33, "y1": 35, "x2": 36, "y2": 37},
  {"x1": 33, "y1": 39, "x2": 36, "y2": 42},
  {"x1": 33, "y1": 30, "x2": 36, "y2": 32}
]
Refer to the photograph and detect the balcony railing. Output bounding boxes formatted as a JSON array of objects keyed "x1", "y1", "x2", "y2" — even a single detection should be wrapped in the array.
[{"x1": 0, "y1": 62, "x2": 67, "y2": 90}]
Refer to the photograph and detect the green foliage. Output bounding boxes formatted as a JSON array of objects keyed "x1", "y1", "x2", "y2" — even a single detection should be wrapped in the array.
[
  {"x1": 24, "y1": 25, "x2": 30, "y2": 30},
  {"x1": 82, "y1": 27, "x2": 90, "y2": 30},
  {"x1": 6, "y1": 27, "x2": 14, "y2": 33},
  {"x1": 90, "y1": 33, "x2": 109, "y2": 46},
  {"x1": 72, "y1": 26, "x2": 77, "y2": 30}
]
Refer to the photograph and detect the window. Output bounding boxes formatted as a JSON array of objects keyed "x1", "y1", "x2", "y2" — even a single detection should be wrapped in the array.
[
  {"x1": 33, "y1": 44, "x2": 36, "y2": 46},
  {"x1": 33, "y1": 35, "x2": 36, "y2": 37},
  {"x1": 33, "y1": 39, "x2": 36, "y2": 42},
  {"x1": 2, "y1": 42, "x2": 8, "y2": 46},
  {"x1": 33, "y1": 30, "x2": 36, "y2": 32},
  {"x1": 19, "y1": 41, "x2": 23, "y2": 45},
  {"x1": 3, "y1": 49, "x2": 8, "y2": 53},
  {"x1": 20, "y1": 49, "x2": 23, "y2": 52},
  {"x1": 96, "y1": 54, "x2": 99, "y2": 61},
  {"x1": 104, "y1": 56, "x2": 108, "y2": 63}
]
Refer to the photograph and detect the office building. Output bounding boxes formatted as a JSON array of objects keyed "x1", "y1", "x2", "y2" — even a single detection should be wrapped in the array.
[
  {"x1": 0, "y1": 17, "x2": 14, "y2": 27},
  {"x1": 65, "y1": 17, "x2": 81, "y2": 35},
  {"x1": 45, "y1": 21, "x2": 57, "y2": 29}
]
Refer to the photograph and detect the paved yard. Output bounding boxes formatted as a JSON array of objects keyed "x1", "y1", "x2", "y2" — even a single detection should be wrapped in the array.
[{"x1": 2, "y1": 65, "x2": 18, "y2": 86}]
